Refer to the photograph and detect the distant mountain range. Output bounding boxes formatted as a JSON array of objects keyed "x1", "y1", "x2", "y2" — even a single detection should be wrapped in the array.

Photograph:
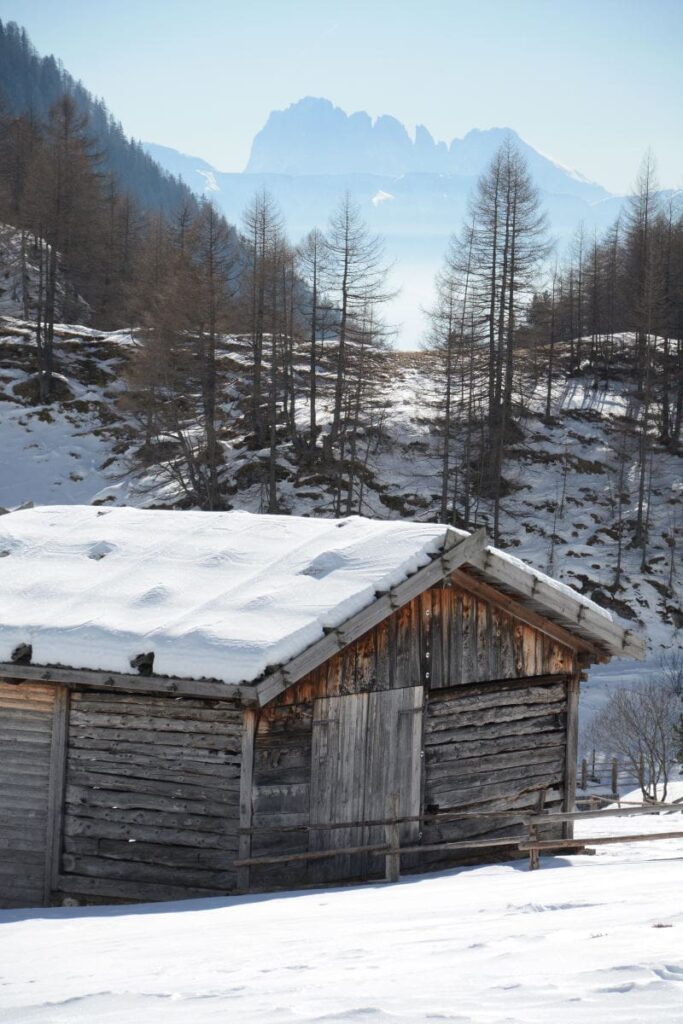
[
  {"x1": 244, "y1": 98, "x2": 610, "y2": 202},
  {"x1": 145, "y1": 99, "x2": 627, "y2": 345},
  {"x1": 145, "y1": 98, "x2": 625, "y2": 245}
]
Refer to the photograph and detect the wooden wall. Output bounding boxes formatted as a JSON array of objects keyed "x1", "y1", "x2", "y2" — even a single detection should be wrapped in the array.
[
  {"x1": 421, "y1": 678, "x2": 568, "y2": 865},
  {"x1": 245, "y1": 577, "x2": 576, "y2": 888},
  {"x1": 0, "y1": 682, "x2": 57, "y2": 908},
  {"x1": 0, "y1": 573, "x2": 579, "y2": 904},
  {"x1": 56, "y1": 692, "x2": 244, "y2": 903}
]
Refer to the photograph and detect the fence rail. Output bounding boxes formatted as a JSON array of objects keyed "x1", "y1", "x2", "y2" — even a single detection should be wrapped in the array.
[{"x1": 235, "y1": 796, "x2": 683, "y2": 879}]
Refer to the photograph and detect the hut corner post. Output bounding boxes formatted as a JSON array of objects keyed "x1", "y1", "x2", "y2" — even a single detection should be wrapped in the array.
[
  {"x1": 562, "y1": 671, "x2": 581, "y2": 841},
  {"x1": 44, "y1": 685, "x2": 70, "y2": 905},
  {"x1": 237, "y1": 708, "x2": 258, "y2": 891}
]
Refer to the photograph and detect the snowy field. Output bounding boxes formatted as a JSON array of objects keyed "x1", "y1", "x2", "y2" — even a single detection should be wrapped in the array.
[{"x1": 1, "y1": 789, "x2": 681, "y2": 1024}]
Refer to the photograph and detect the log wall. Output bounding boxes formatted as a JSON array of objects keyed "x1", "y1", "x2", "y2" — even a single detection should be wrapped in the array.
[
  {"x1": 245, "y1": 577, "x2": 576, "y2": 888},
  {"x1": 421, "y1": 678, "x2": 568, "y2": 864},
  {"x1": 56, "y1": 692, "x2": 243, "y2": 903},
  {"x1": 0, "y1": 572, "x2": 579, "y2": 904},
  {"x1": 0, "y1": 682, "x2": 56, "y2": 908}
]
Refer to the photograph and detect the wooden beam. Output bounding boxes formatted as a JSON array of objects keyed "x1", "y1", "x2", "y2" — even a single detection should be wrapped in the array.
[
  {"x1": 255, "y1": 529, "x2": 489, "y2": 707},
  {"x1": 519, "y1": 831, "x2": 683, "y2": 851},
  {"x1": 563, "y1": 672, "x2": 580, "y2": 841},
  {"x1": 468, "y1": 550, "x2": 645, "y2": 660},
  {"x1": 44, "y1": 686, "x2": 69, "y2": 905},
  {"x1": 450, "y1": 569, "x2": 602, "y2": 659},
  {"x1": 236, "y1": 708, "x2": 257, "y2": 891},
  {"x1": 426, "y1": 672, "x2": 570, "y2": 703},
  {"x1": 0, "y1": 663, "x2": 258, "y2": 704},
  {"x1": 528, "y1": 803, "x2": 683, "y2": 824}
]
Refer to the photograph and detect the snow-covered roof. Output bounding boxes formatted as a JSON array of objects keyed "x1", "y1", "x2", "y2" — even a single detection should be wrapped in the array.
[{"x1": 0, "y1": 506, "x2": 642, "y2": 686}]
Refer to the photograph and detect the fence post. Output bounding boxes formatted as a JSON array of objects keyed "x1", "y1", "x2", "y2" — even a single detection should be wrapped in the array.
[
  {"x1": 611, "y1": 758, "x2": 618, "y2": 799},
  {"x1": 527, "y1": 787, "x2": 546, "y2": 871},
  {"x1": 385, "y1": 793, "x2": 400, "y2": 883},
  {"x1": 581, "y1": 758, "x2": 587, "y2": 791}
]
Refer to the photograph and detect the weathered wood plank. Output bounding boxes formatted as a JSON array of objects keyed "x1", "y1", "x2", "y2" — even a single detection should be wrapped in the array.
[
  {"x1": 65, "y1": 784, "x2": 237, "y2": 817},
  {"x1": 67, "y1": 736, "x2": 241, "y2": 764},
  {"x1": 427, "y1": 680, "x2": 566, "y2": 713},
  {"x1": 563, "y1": 672, "x2": 580, "y2": 840},
  {"x1": 61, "y1": 853, "x2": 235, "y2": 889},
  {"x1": 55, "y1": 873, "x2": 221, "y2": 902},
  {"x1": 63, "y1": 815, "x2": 238, "y2": 849},
  {"x1": 0, "y1": 664, "x2": 257, "y2": 702},
  {"x1": 68, "y1": 725, "x2": 241, "y2": 750},
  {"x1": 426, "y1": 701, "x2": 566, "y2": 730},
  {"x1": 0, "y1": 681, "x2": 55, "y2": 907},
  {"x1": 237, "y1": 708, "x2": 257, "y2": 890},
  {"x1": 44, "y1": 686, "x2": 69, "y2": 903},
  {"x1": 66, "y1": 752, "x2": 241, "y2": 786}
]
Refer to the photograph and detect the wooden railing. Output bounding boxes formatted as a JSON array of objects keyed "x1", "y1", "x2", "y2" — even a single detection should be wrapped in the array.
[{"x1": 235, "y1": 796, "x2": 683, "y2": 881}]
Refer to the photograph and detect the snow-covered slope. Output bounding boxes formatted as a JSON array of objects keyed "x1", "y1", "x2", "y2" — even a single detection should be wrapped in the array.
[{"x1": 0, "y1": 788, "x2": 681, "y2": 1023}]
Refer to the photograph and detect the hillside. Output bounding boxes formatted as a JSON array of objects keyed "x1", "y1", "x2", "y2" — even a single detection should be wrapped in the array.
[
  {"x1": 0, "y1": 19, "x2": 195, "y2": 216},
  {"x1": 1, "y1": 314, "x2": 680, "y2": 710},
  {"x1": 0, "y1": 788, "x2": 681, "y2": 1023}
]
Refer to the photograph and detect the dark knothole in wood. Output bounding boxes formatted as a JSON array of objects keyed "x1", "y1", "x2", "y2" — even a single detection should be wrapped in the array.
[
  {"x1": 130, "y1": 651, "x2": 154, "y2": 676},
  {"x1": 11, "y1": 643, "x2": 32, "y2": 665}
]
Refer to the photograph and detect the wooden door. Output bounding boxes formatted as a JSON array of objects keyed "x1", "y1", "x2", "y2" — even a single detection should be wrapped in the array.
[
  {"x1": 0, "y1": 682, "x2": 65, "y2": 908},
  {"x1": 309, "y1": 686, "x2": 423, "y2": 882}
]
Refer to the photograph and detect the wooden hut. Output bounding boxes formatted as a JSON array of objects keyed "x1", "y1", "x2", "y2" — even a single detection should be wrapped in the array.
[{"x1": 0, "y1": 506, "x2": 644, "y2": 907}]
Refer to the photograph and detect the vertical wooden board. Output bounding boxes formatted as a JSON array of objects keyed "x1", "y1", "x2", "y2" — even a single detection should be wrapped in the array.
[
  {"x1": 44, "y1": 686, "x2": 69, "y2": 904},
  {"x1": 374, "y1": 620, "x2": 392, "y2": 692},
  {"x1": 354, "y1": 630, "x2": 379, "y2": 692},
  {"x1": 499, "y1": 615, "x2": 515, "y2": 679},
  {"x1": 460, "y1": 592, "x2": 472, "y2": 684},
  {"x1": 461, "y1": 593, "x2": 479, "y2": 684},
  {"x1": 387, "y1": 614, "x2": 398, "y2": 689},
  {"x1": 363, "y1": 687, "x2": 423, "y2": 839},
  {"x1": 448, "y1": 591, "x2": 463, "y2": 687},
  {"x1": 0, "y1": 681, "x2": 56, "y2": 908},
  {"x1": 513, "y1": 623, "x2": 526, "y2": 676},
  {"x1": 489, "y1": 606, "x2": 502, "y2": 680},
  {"x1": 563, "y1": 674, "x2": 580, "y2": 840},
  {"x1": 339, "y1": 644, "x2": 358, "y2": 696},
  {"x1": 475, "y1": 599, "x2": 491, "y2": 682},
  {"x1": 309, "y1": 692, "x2": 368, "y2": 881},
  {"x1": 535, "y1": 632, "x2": 546, "y2": 675},
  {"x1": 419, "y1": 591, "x2": 432, "y2": 691},
  {"x1": 395, "y1": 687, "x2": 424, "y2": 844},
  {"x1": 521, "y1": 626, "x2": 538, "y2": 678},
  {"x1": 237, "y1": 709, "x2": 257, "y2": 891},
  {"x1": 428, "y1": 588, "x2": 447, "y2": 690},
  {"x1": 395, "y1": 601, "x2": 421, "y2": 688}
]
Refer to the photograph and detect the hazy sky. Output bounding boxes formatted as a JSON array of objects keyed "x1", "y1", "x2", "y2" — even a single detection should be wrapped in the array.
[{"x1": 1, "y1": 0, "x2": 681, "y2": 193}]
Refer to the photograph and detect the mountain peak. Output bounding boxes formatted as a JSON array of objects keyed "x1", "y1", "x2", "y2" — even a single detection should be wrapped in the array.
[{"x1": 243, "y1": 99, "x2": 609, "y2": 200}]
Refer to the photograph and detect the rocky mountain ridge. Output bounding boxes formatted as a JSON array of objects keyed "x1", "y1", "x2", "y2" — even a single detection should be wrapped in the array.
[{"x1": 243, "y1": 97, "x2": 610, "y2": 202}]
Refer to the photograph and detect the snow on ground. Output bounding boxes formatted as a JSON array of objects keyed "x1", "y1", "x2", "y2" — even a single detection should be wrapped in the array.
[{"x1": 1, "y1": 787, "x2": 681, "y2": 1024}]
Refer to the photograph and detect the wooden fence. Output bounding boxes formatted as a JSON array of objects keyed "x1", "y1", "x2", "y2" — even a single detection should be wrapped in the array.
[{"x1": 235, "y1": 794, "x2": 683, "y2": 882}]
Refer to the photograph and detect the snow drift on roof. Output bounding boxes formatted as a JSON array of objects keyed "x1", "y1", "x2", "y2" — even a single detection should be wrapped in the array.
[{"x1": 0, "y1": 506, "x2": 613, "y2": 684}]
